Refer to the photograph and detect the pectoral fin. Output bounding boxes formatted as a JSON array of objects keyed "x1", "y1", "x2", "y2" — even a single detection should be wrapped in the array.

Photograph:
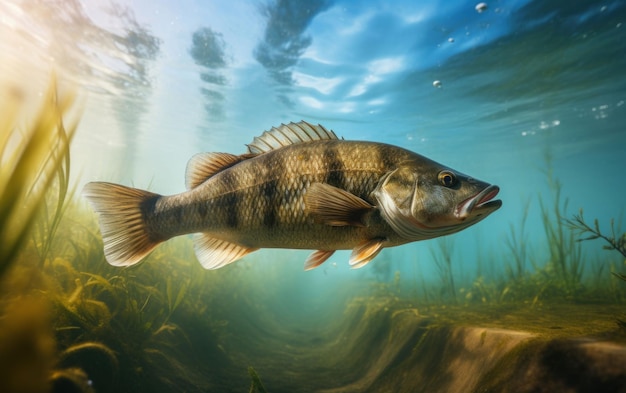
[
  {"x1": 194, "y1": 234, "x2": 258, "y2": 269},
  {"x1": 304, "y1": 183, "x2": 374, "y2": 226},
  {"x1": 304, "y1": 250, "x2": 335, "y2": 271},
  {"x1": 349, "y1": 238, "x2": 385, "y2": 269}
]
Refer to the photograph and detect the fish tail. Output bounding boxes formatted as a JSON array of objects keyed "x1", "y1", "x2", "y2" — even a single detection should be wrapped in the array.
[{"x1": 83, "y1": 181, "x2": 161, "y2": 267}]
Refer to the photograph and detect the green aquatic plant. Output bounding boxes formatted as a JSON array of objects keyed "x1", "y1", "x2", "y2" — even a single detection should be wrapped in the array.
[
  {"x1": 565, "y1": 210, "x2": 626, "y2": 329},
  {"x1": 37, "y1": 202, "x2": 247, "y2": 392},
  {"x1": 49, "y1": 368, "x2": 95, "y2": 393},
  {"x1": 54, "y1": 341, "x2": 119, "y2": 392},
  {"x1": 0, "y1": 77, "x2": 78, "y2": 279},
  {"x1": 0, "y1": 77, "x2": 79, "y2": 393},
  {"x1": 430, "y1": 237, "x2": 457, "y2": 303},
  {"x1": 565, "y1": 209, "x2": 626, "y2": 260},
  {"x1": 460, "y1": 166, "x2": 606, "y2": 308},
  {"x1": 248, "y1": 366, "x2": 269, "y2": 393},
  {"x1": 537, "y1": 170, "x2": 584, "y2": 297},
  {"x1": 53, "y1": 262, "x2": 171, "y2": 344},
  {"x1": 504, "y1": 198, "x2": 531, "y2": 280},
  {"x1": 32, "y1": 142, "x2": 74, "y2": 267}
]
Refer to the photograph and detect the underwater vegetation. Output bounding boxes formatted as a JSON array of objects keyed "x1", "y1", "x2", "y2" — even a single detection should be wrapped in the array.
[
  {"x1": 0, "y1": 77, "x2": 78, "y2": 393},
  {"x1": 566, "y1": 210, "x2": 626, "y2": 262},
  {"x1": 565, "y1": 210, "x2": 626, "y2": 330},
  {"x1": 0, "y1": 79, "x2": 243, "y2": 392},
  {"x1": 461, "y1": 170, "x2": 625, "y2": 308},
  {"x1": 0, "y1": 77, "x2": 77, "y2": 278},
  {"x1": 248, "y1": 367, "x2": 268, "y2": 393},
  {"x1": 0, "y1": 79, "x2": 624, "y2": 392}
]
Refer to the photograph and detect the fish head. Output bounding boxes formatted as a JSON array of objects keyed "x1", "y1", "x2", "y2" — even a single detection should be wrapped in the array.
[{"x1": 373, "y1": 162, "x2": 501, "y2": 240}]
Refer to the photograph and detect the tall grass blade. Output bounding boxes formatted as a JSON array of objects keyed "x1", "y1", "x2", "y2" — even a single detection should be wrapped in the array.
[{"x1": 0, "y1": 76, "x2": 78, "y2": 279}]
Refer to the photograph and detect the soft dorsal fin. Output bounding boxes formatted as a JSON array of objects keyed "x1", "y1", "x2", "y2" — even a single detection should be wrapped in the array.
[
  {"x1": 185, "y1": 152, "x2": 245, "y2": 190},
  {"x1": 247, "y1": 121, "x2": 339, "y2": 154}
]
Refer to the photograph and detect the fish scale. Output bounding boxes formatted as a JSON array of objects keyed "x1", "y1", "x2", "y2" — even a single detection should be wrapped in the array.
[
  {"x1": 83, "y1": 121, "x2": 501, "y2": 270},
  {"x1": 149, "y1": 140, "x2": 399, "y2": 252}
]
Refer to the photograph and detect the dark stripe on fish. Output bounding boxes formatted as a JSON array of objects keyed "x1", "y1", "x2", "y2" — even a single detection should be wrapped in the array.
[
  {"x1": 140, "y1": 195, "x2": 159, "y2": 218},
  {"x1": 141, "y1": 195, "x2": 163, "y2": 240},
  {"x1": 220, "y1": 170, "x2": 240, "y2": 228},
  {"x1": 196, "y1": 200, "x2": 208, "y2": 220},
  {"x1": 269, "y1": 153, "x2": 288, "y2": 227},
  {"x1": 379, "y1": 145, "x2": 396, "y2": 171},
  {"x1": 323, "y1": 146, "x2": 345, "y2": 188},
  {"x1": 262, "y1": 179, "x2": 278, "y2": 228}
]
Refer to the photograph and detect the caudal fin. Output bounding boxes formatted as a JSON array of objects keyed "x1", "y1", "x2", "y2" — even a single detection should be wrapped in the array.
[{"x1": 83, "y1": 182, "x2": 161, "y2": 267}]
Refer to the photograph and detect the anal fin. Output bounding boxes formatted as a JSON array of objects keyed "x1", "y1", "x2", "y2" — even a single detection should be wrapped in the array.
[
  {"x1": 349, "y1": 238, "x2": 385, "y2": 269},
  {"x1": 304, "y1": 250, "x2": 335, "y2": 271},
  {"x1": 194, "y1": 234, "x2": 258, "y2": 269},
  {"x1": 305, "y1": 183, "x2": 374, "y2": 226}
]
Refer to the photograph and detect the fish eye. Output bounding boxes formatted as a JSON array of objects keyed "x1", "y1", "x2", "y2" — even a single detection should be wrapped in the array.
[{"x1": 438, "y1": 171, "x2": 457, "y2": 187}]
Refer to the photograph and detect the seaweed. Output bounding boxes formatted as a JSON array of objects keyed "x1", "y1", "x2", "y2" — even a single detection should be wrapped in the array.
[
  {"x1": 504, "y1": 198, "x2": 531, "y2": 280},
  {"x1": 0, "y1": 76, "x2": 240, "y2": 392},
  {"x1": 1, "y1": 76, "x2": 624, "y2": 393},
  {"x1": 537, "y1": 171, "x2": 584, "y2": 298},
  {"x1": 32, "y1": 132, "x2": 75, "y2": 267},
  {"x1": 0, "y1": 76, "x2": 77, "y2": 279},
  {"x1": 47, "y1": 241, "x2": 225, "y2": 392},
  {"x1": 430, "y1": 237, "x2": 457, "y2": 303},
  {"x1": 564, "y1": 210, "x2": 626, "y2": 330},
  {"x1": 0, "y1": 76, "x2": 81, "y2": 393},
  {"x1": 248, "y1": 366, "x2": 269, "y2": 393},
  {"x1": 457, "y1": 162, "x2": 624, "y2": 309},
  {"x1": 565, "y1": 209, "x2": 626, "y2": 260}
]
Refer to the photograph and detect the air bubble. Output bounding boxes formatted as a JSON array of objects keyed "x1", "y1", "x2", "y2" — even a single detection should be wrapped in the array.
[{"x1": 475, "y1": 3, "x2": 488, "y2": 13}]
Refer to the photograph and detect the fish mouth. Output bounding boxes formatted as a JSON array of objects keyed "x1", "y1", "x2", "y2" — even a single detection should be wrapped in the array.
[{"x1": 456, "y1": 185, "x2": 502, "y2": 220}]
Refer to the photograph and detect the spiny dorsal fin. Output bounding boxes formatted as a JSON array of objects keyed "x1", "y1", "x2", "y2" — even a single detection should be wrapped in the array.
[
  {"x1": 247, "y1": 121, "x2": 339, "y2": 154},
  {"x1": 185, "y1": 152, "x2": 245, "y2": 190},
  {"x1": 194, "y1": 234, "x2": 258, "y2": 269},
  {"x1": 304, "y1": 183, "x2": 374, "y2": 226}
]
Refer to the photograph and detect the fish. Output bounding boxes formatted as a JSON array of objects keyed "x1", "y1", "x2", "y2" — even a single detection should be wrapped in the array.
[{"x1": 83, "y1": 121, "x2": 502, "y2": 271}]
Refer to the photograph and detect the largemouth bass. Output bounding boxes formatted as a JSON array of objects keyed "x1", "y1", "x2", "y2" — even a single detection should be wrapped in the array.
[{"x1": 83, "y1": 121, "x2": 501, "y2": 270}]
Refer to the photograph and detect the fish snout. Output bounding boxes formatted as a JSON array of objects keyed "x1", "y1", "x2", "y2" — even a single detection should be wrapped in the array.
[{"x1": 455, "y1": 185, "x2": 502, "y2": 220}]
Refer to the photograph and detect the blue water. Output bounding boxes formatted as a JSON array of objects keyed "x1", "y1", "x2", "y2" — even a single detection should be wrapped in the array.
[
  {"x1": 5, "y1": 0, "x2": 625, "y2": 289},
  {"x1": 2, "y1": 1, "x2": 625, "y2": 390}
]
